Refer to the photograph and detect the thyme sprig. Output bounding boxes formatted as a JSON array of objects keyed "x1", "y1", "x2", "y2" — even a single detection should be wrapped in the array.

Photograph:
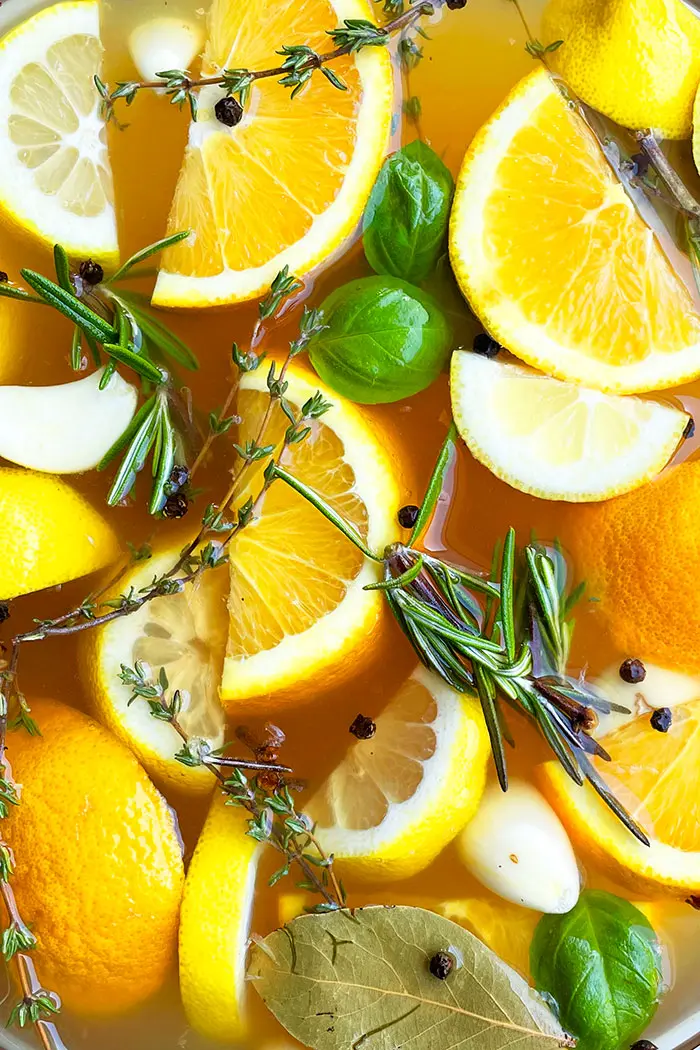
[
  {"x1": 0, "y1": 233, "x2": 199, "y2": 513},
  {"x1": 265, "y1": 423, "x2": 648, "y2": 847},
  {"x1": 95, "y1": 0, "x2": 437, "y2": 121},
  {"x1": 122, "y1": 662, "x2": 345, "y2": 911}
]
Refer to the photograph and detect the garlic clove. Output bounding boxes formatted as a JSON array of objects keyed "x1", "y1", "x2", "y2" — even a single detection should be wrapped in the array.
[
  {"x1": 129, "y1": 18, "x2": 203, "y2": 84},
  {"x1": 0, "y1": 368, "x2": 138, "y2": 474},
  {"x1": 457, "y1": 779, "x2": 580, "y2": 914}
]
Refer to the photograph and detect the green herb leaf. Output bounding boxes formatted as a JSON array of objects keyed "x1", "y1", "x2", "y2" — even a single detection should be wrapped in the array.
[
  {"x1": 249, "y1": 906, "x2": 573, "y2": 1049},
  {"x1": 308, "y1": 275, "x2": 452, "y2": 404},
  {"x1": 363, "y1": 141, "x2": 454, "y2": 284},
  {"x1": 409, "y1": 421, "x2": 457, "y2": 544},
  {"x1": 530, "y1": 890, "x2": 663, "y2": 1050}
]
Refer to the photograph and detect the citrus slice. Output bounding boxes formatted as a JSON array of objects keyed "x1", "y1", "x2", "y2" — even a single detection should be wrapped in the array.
[
  {"x1": 221, "y1": 363, "x2": 402, "y2": 710},
  {"x1": 153, "y1": 0, "x2": 393, "y2": 307},
  {"x1": 179, "y1": 793, "x2": 260, "y2": 1042},
  {"x1": 0, "y1": 466, "x2": 118, "y2": 600},
  {"x1": 450, "y1": 351, "x2": 689, "y2": 502},
  {"x1": 539, "y1": 700, "x2": 700, "y2": 896},
  {"x1": 86, "y1": 545, "x2": 227, "y2": 795},
  {"x1": 449, "y1": 68, "x2": 700, "y2": 394},
  {"x1": 0, "y1": 1, "x2": 118, "y2": 260},
  {"x1": 307, "y1": 666, "x2": 490, "y2": 882}
]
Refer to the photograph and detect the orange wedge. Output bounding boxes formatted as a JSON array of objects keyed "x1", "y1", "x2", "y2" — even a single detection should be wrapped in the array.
[
  {"x1": 153, "y1": 0, "x2": 393, "y2": 307},
  {"x1": 450, "y1": 68, "x2": 700, "y2": 394},
  {"x1": 539, "y1": 701, "x2": 700, "y2": 897},
  {"x1": 220, "y1": 364, "x2": 403, "y2": 709}
]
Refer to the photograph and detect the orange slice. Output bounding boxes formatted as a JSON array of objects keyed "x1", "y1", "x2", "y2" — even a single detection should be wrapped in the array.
[
  {"x1": 153, "y1": 0, "x2": 393, "y2": 307},
  {"x1": 220, "y1": 363, "x2": 403, "y2": 710},
  {"x1": 539, "y1": 701, "x2": 700, "y2": 897},
  {"x1": 450, "y1": 68, "x2": 700, "y2": 394}
]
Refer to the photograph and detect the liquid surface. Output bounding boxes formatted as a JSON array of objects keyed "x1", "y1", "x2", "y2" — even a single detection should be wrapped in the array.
[{"x1": 2, "y1": 1, "x2": 700, "y2": 1048}]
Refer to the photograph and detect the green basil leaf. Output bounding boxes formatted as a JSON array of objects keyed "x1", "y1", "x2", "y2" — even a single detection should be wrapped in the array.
[
  {"x1": 308, "y1": 275, "x2": 452, "y2": 404},
  {"x1": 363, "y1": 141, "x2": 454, "y2": 284},
  {"x1": 530, "y1": 890, "x2": 663, "y2": 1050}
]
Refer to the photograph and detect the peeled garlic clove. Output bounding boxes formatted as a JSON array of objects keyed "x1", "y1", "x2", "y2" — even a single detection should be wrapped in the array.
[
  {"x1": 592, "y1": 661, "x2": 700, "y2": 737},
  {"x1": 129, "y1": 18, "x2": 203, "y2": 83},
  {"x1": 457, "y1": 779, "x2": 580, "y2": 914},
  {"x1": 0, "y1": 368, "x2": 138, "y2": 474}
]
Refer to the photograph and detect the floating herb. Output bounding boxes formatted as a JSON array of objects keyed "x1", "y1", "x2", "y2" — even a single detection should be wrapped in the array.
[{"x1": 248, "y1": 906, "x2": 574, "y2": 1049}]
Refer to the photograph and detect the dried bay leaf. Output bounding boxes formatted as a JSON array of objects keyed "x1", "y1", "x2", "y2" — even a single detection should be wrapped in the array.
[{"x1": 248, "y1": 905, "x2": 574, "y2": 1049}]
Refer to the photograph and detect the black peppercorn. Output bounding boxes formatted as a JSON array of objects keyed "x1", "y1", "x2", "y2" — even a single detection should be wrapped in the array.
[
  {"x1": 169, "y1": 464, "x2": 190, "y2": 492},
  {"x1": 684, "y1": 416, "x2": 696, "y2": 440},
  {"x1": 650, "y1": 707, "x2": 672, "y2": 733},
  {"x1": 429, "y1": 951, "x2": 454, "y2": 979},
  {"x1": 472, "y1": 332, "x2": 501, "y2": 357},
  {"x1": 619, "y1": 658, "x2": 646, "y2": 684},
  {"x1": 215, "y1": 96, "x2": 244, "y2": 127},
  {"x1": 397, "y1": 504, "x2": 420, "y2": 529},
  {"x1": 79, "y1": 259, "x2": 104, "y2": 286},
  {"x1": 0, "y1": 603, "x2": 9, "y2": 624},
  {"x1": 162, "y1": 493, "x2": 189, "y2": 519},
  {"x1": 349, "y1": 714, "x2": 376, "y2": 740},
  {"x1": 446, "y1": 0, "x2": 468, "y2": 8},
  {"x1": 629, "y1": 1042, "x2": 658, "y2": 1050},
  {"x1": 0, "y1": 272, "x2": 8, "y2": 283}
]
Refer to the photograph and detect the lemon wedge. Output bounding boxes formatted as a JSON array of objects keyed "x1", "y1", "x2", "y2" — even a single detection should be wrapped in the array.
[
  {"x1": 450, "y1": 351, "x2": 689, "y2": 502},
  {"x1": 0, "y1": 368, "x2": 137, "y2": 474},
  {"x1": 539, "y1": 700, "x2": 700, "y2": 896},
  {"x1": 0, "y1": 0, "x2": 117, "y2": 259},
  {"x1": 86, "y1": 545, "x2": 227, "y2": 795},
  {"x1": 307, "y1": 666, "x2": 490, "y2": 882},
  {"x1": 0, "y1": 466, "x2": 118, "y2": 600},
  {"x1": 221, "y1": 364, "x2": 402, "y2": 712},
  {"x1": 179, "y1": 794, "x2": 260, "y2": 1042}
]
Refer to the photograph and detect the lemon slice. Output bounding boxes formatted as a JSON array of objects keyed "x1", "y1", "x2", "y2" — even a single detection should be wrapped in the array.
[
  {"x1": 539, "y1": 700, "x2": 700, "y2": 896},
  {"x1": 450, "y1": 68, "x2": 700, "y2": 394},
  {"x1": 153, "y1": 0, "x2": 393, "y2": 307},
  {"x1": 451, "y1": 351, "x2": 689, "y2": 502},
  {"x1": 221, "y1": 364, "x2": 402, "y2": 711},
  {"x1": 0, "y1": 466, "x2": 118, "y2": 600},
  {"x1": 0, "y1": 1, "x2": 118, "y2": 259},
  {"x1": 86, "y1": 546, "x2": 227, "y2": 795},
  {"x1": 179, "y1": 793, "x2": 260, "y2": 1042},
  {"x1": 307, "y1": 666, "x2": 490, "y2": 882}
]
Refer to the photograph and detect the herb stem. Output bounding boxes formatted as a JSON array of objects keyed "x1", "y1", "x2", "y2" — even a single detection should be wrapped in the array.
[{"x1": 635, "y1": 131, "x2": 700, "y2": 218}]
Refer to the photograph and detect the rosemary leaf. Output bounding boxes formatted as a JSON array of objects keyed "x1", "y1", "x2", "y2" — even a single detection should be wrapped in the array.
[
  {"x1": 109, "y1": 230, "x2": 191, "y2": 284},
  {"x1": 409, "y1": 421, "x2": 457, "y2": 544},
  {"x1": 20, "y1": 269, "x2": 116, "y2": 342}
]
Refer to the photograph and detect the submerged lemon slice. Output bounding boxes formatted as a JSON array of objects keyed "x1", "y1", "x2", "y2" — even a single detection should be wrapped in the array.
[
  {"x1": 450, "y1": 68, "x2": 700, "y2": 394},
  {"x1": 179, "y1": 794, "x2": 260, "y2": 1042},
  {"x1": 451, "y1": 351, "x2": 689, "y2": 502},
  {"x1": 87, "y1": 546, "x2": 227, "y2": 795},
  {"x1": 0, "y1": 1, "x2": 117, "y2": 259},
  {"x1": 153, "y1": 0, "x2": 393, "y2": 307},
  {"x1": 539, "y1": 701, "x2": 700, "y2": 896},
  {"x1": 307, "y1": 666, "x2": 490, "y2": 882},
  {"x1": 221, "y1": 364, "x2": 402, "y2": 711}
]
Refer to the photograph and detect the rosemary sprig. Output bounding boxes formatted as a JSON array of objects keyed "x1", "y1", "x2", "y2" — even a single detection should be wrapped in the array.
[
  {"x1": 265, "y1": 429, "x2": 648, "y2": 847},
  {"x1": 96, "y1": 0, "x2": 437, "y2": 121},
  {"x1": 0, "y1": 233, "x2": 199, "y2": 513}
]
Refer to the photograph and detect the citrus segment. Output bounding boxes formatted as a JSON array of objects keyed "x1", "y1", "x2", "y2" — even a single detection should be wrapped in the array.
[
  {"x1": 4, "y1": 698, "x2": 183, "y2": 1015},
  {"x1": 450, "y1": 351, "x2": 689, "y2": 501},
  {"x1": 221, "y1": 365, "x2": 402, "y2": 709},
  {"x1": 87, "y1": 546, "x2": 227, "y2": 795},
  {"x1": 450, "y1": 68, "x2": 700, "y2": 393},
  {"x1": 307, "y1": 666, "x2": 490, "y2": 882},
  {"x1": 0, "y1": 467, "x2": 118, "y2": 600},
  {"x1": 179, "y1": 793, "x2": 260, "y2": 1042},
  {"x1": 539, "y1": 700, "x2": 700, "y2": 896},
  {"x1": 153, "y1": 0, "x2": 393, "y2": 306},
  {"x1": 564, "y1": 461, "x2": 700, "y2": 675},
  {"x1": 0, "y1": 1, "x2": 117, "y2": 258}
]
